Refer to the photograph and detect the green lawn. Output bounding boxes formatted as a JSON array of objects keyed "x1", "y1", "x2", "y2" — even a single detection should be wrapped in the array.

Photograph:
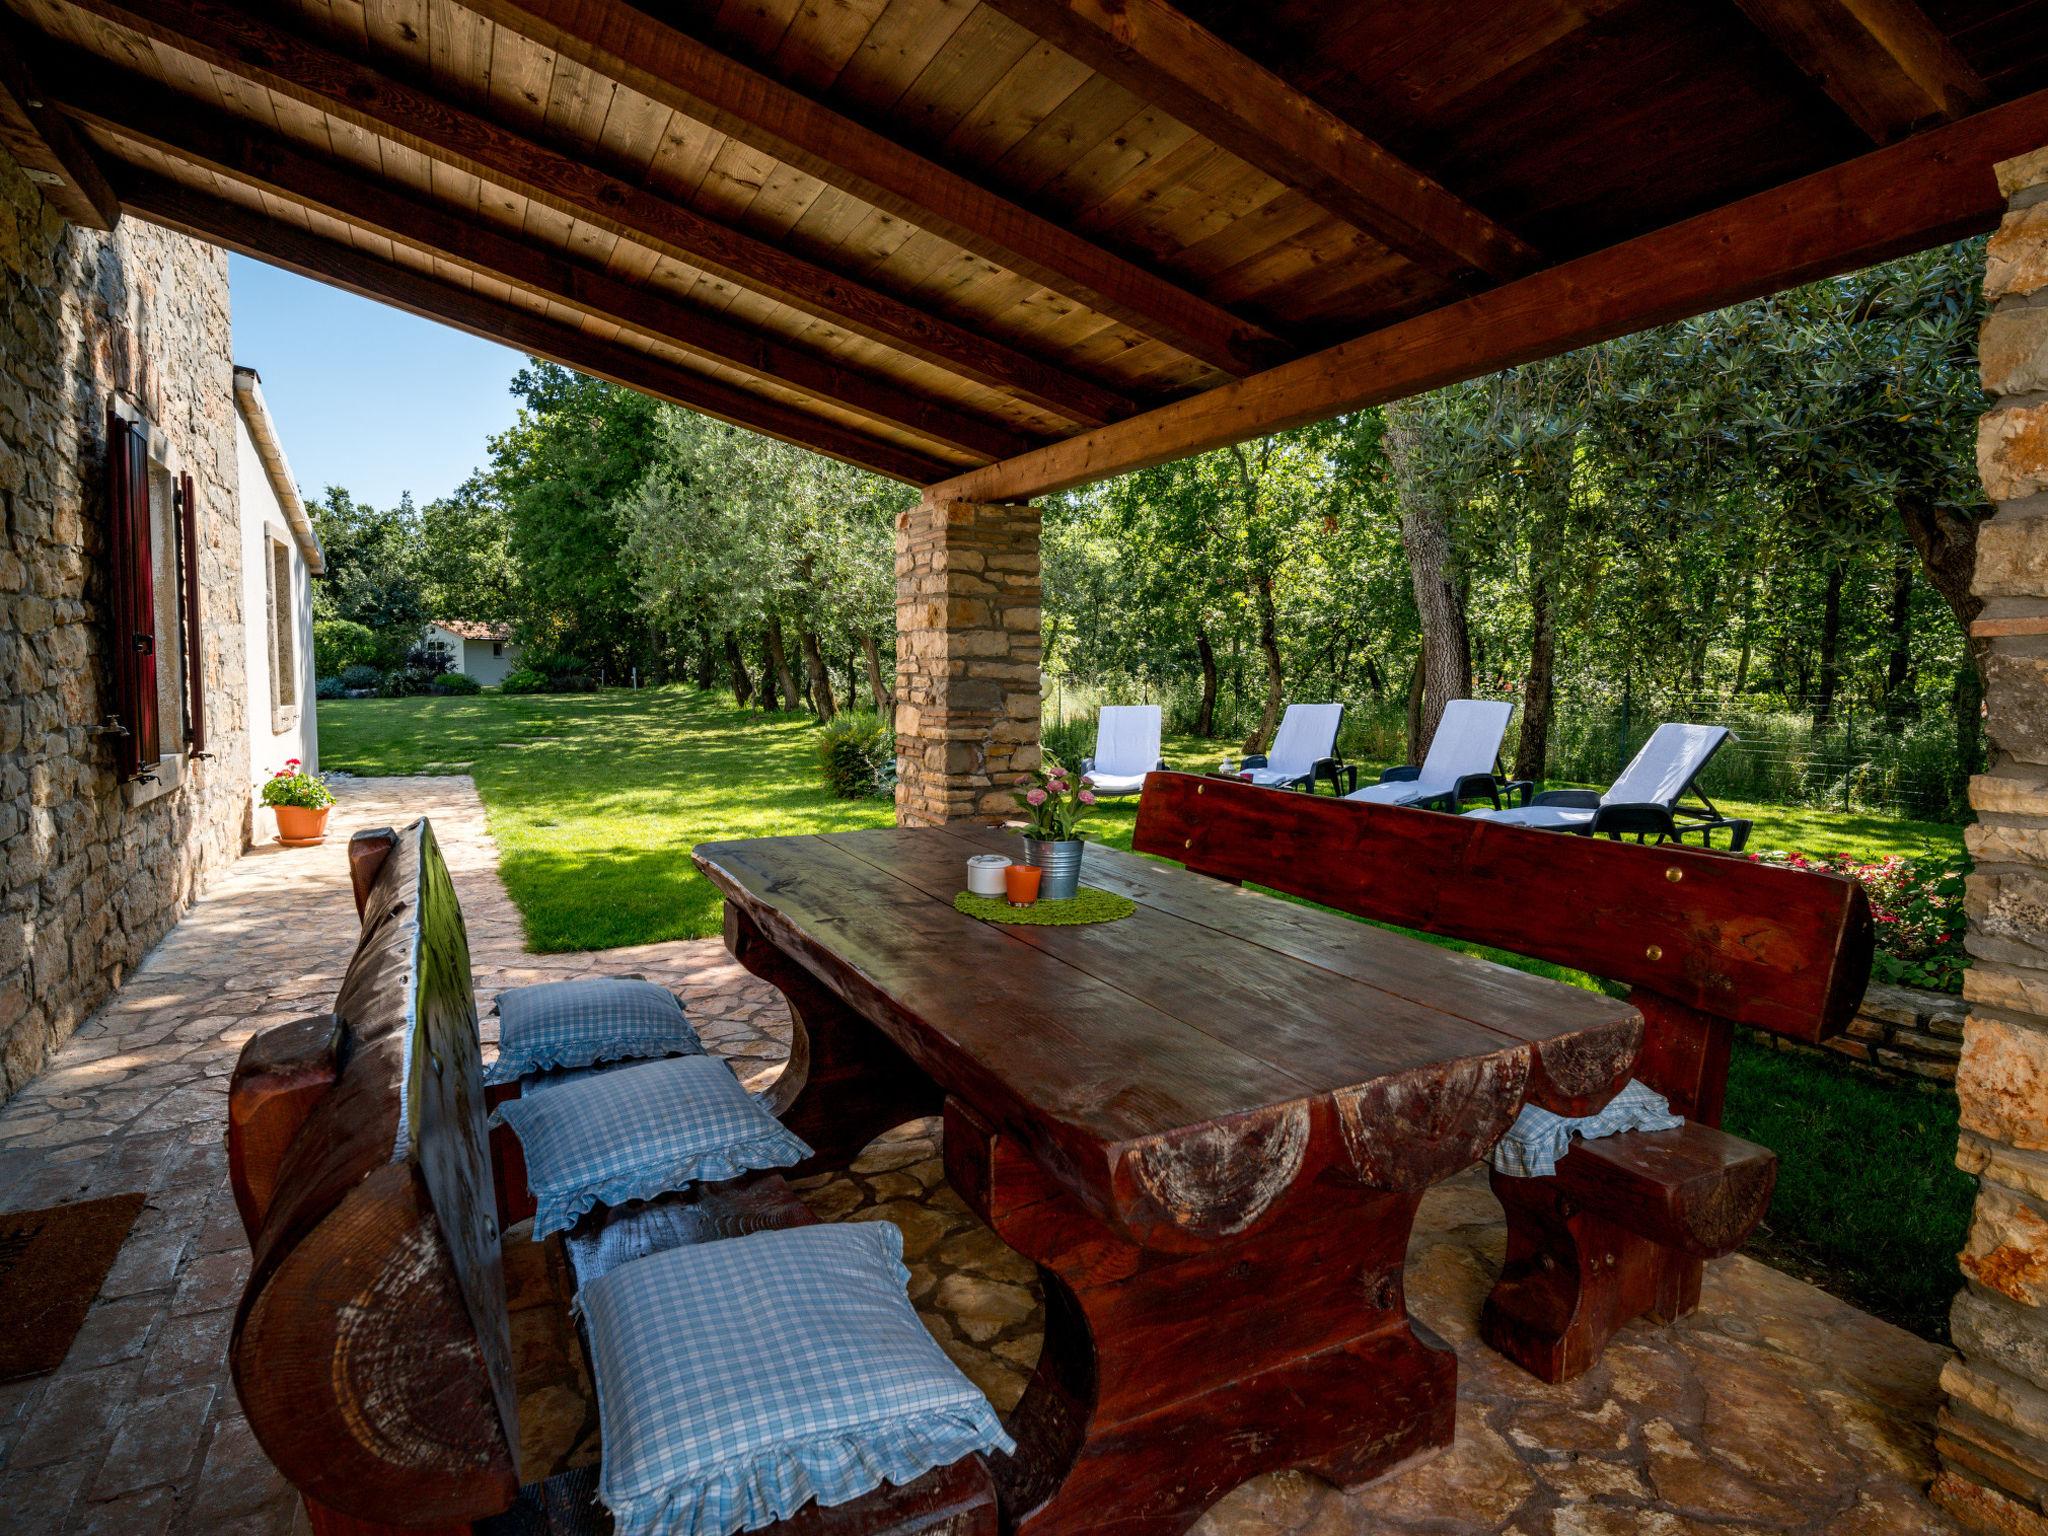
[{"x1": 321, "y1": 688, "x2": 1973, "y2": 1339}]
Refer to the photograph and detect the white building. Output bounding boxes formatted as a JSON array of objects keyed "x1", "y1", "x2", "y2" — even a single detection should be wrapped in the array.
[
  {"x1": 424, "y1": 619, "x2": 522, "y2": 686},
  {"x1": 234, "y1": 367, "x2": 322, "y2": 824}
]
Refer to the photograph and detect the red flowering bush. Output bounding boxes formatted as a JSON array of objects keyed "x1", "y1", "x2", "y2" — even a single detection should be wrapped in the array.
[{"x1": 1750, "y1": 849, "x2": 1967, "y2": 994}]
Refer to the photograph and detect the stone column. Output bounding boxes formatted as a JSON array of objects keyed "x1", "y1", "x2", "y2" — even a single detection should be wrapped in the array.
[
  {"x1": 1936, "y1": 147, "x2": 2048, "y2": 1536},
  {"x1": 893, "y1": 496, "x2": 1041, "y2": 826}
]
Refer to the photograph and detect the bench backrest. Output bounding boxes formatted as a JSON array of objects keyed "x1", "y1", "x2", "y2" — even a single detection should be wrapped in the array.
[
  {"x1": 227, "y1": 820, "x2": 519, "y2": 1528},
  {"x1": 1132, "y1": 773, "x2": 1871, "y2": 1118}
]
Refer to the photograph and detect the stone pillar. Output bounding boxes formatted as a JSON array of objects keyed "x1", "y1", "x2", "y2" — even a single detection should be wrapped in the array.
[
  {"x1": 1936, "y1": 147, "x2": 2048, "y2": 1536},
  {"x1": 893, "y1": 496, "x2": 1041, "y2": 826}
]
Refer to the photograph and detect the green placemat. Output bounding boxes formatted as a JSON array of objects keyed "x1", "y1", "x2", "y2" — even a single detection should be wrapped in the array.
[{"x1": 954, "y1": 887, "x2": 1137, "y2": 925}]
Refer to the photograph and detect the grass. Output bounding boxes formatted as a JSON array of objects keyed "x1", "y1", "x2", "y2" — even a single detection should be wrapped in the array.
[
  {"x1": 322, "y1": 688, "x2": 1974, "y2": 1339},
  {"x1": 319, "y1": 688, "x2": 891, "y2": 950}
]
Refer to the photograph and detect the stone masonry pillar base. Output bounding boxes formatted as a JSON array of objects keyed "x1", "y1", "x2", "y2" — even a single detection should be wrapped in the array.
[{"x1": 893, "y1": 496, "x2": 1041, "y2": 827}]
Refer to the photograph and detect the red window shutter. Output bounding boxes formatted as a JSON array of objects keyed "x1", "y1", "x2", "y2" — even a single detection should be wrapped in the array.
[
  {"x1": 103, "y1": 403, "x2": 159, "y2": 778},
  {"x1": 178, "y1": 470, "x2": 206, "y2": 756}
]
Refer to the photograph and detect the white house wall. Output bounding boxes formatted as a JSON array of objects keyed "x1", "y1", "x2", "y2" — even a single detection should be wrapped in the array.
[{"x1": 236, "y1": 409, "x2": 317, "y2": 821}]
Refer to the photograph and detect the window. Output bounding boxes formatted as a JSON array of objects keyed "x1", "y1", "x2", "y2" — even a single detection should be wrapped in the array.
[
  {"x1": 267, "y1": 534, "x2": 296, "y2": 729},
  {"x1": 492, "y1": 641, "x2": 503, "y2": 658}
]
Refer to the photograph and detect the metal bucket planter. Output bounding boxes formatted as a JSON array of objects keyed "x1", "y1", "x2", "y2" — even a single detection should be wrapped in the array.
[{"x1": 1022, "y1": 837, "x2": 1084, "y2": 900}]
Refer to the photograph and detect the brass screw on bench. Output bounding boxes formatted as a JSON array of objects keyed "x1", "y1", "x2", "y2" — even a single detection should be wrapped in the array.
[{"x1": 1644, "y1": 943, "x2": 1663, "y2": 962}]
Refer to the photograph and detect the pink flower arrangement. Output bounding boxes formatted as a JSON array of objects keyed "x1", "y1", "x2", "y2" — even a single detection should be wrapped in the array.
[
  {"x1": 1750, "y1": 847, "x2": 1968, "y2": 993},
  {"x1": 1010, "y1": 757, "x2": 1100, "y2": 842}
]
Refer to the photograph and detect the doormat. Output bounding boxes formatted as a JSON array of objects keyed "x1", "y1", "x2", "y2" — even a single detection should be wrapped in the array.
[{"x1": 0, "y1": 1192, "x2": 148, "y2": 1381}]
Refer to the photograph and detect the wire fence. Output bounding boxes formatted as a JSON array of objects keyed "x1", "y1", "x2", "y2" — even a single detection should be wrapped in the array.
[{"x1": 1045, "y1": 674, "x2": 1967, "y2": 823}]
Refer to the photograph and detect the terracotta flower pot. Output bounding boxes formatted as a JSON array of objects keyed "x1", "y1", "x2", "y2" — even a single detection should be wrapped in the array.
[{"x1": 273, "y1": 804, "x2": 331, "y2": 846}]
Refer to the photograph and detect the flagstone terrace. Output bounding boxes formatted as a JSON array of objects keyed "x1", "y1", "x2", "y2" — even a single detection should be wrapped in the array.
[{"x1": 0, "y1": 776, "x2": 1956, "y2": 1534}]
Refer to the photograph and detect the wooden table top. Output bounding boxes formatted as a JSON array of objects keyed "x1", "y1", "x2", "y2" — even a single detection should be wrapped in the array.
[{"x1": 695, "y1": 825, "x2": 1642, "y2": 1246}]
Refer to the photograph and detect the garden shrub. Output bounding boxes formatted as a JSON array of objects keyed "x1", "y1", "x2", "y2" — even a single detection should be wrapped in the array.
[
  {"x1": 1752, "y1": 849, "x2": 1969, "y2": 993},
  {"x1": 315, "y1": 676, "x2": 346, "y2": 700},
  {"x1": 502, "y1": 650, "x2": 598, "y2": 693},
  {"x1": 339, "y1": 662, "x2": 384, "y2": 692},
  {"x1": 430, "y1": 672, "x2": 482, "y2": 695},
  {"x1": 407, "y1": 640, "x2": 455, "y2": 677},
  {"x1": 313, "y1": 618, "x2": 378, "y2": 678},
  {"x1": 1040, "y1": 716, "x2": 1093, "y2": 772},
  {"x1": 816, "y1": 711, "x2": 894, "y2": 799},
  {"x1": 380, "y1": 667, "x2": 436, "y2": 698},
  {"x1": 501, "y1": 667, "x2": 548, "y2": 694}
]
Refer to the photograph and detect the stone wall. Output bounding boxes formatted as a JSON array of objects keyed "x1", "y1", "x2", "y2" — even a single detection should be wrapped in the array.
[
  {"x1": 1934, "y1": 147, "x2": 2048, "y2": 1536},
  {"x1": 0, "y1": 149, "x2": 249, "y2": 1101},
  {"x1": 1751, "y1": 980, "x2": 1967, "y2": 1083},
  {"x1": 894, "y1": 496, "x2": 1041, "y2": 826}
]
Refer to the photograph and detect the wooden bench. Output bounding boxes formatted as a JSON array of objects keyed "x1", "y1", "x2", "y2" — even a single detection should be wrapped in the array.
[
  {"x1": 1131, "y1": 772, "x2": 1871, "y2": 1382},
  {"x1": 226, "y1": 821, "x2": 996, "y2": 1536}
]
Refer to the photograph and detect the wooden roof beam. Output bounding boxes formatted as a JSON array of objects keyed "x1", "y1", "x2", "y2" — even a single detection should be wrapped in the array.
[
  {"x1": 60, "y1": 0, "x2": 1138, "y2": 429},
  {"x1": 980, "y1": 0, "x2": 1540, "y2": 284},
  {"x1": 928, "y1": 86, "x2": 2048, "y2": 503},
  {"x1": 110, "y1": 168, "x2": 958, "y2": 485},
  {"x1": 463, "y1": 0, "x2": 1286, "y2": 376},
  {"x1": 46, "y1": 54, "x2": 1039, "y2": 463},
  {"x1": 1733, "y1": 0, "x2": 1989, "y2": 144},
  {"x1": 0, "y1": 24, "x2": 117, "y2": 229}
]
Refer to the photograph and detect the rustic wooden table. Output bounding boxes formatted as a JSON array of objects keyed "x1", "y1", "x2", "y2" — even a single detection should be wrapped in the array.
[{"x1": 694, "y1": 826, "x2": 1644, "y2": 1536}]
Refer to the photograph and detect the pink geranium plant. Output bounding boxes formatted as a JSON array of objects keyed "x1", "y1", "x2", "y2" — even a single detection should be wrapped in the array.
[{"x1": 1011, "y1": 757, "x2": 1098, "y2": 842}]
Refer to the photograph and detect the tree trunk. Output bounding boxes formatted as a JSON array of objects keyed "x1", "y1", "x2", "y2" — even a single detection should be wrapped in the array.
[
  {"x1": 724, "y1": 630, "x2": 754, "y2": 707},
  {"x1": 799, "y1": 628, "x2": 837, "y2": 720},
  {"x1": 1514, "y1": 569, "x2": 1555, "y2": 783},
  {"x1": 1899, "y1": 490, "x2": 1989, "y2": 791},
  {"x1": 1252, "y1": 576, "x2": 1284, "y2": 753},
  {"x1": 1405, "y1": 651, "x2": 1426, "y2": 761},
  {"x1": 1883, "y1": 546, "x2": 1914, "y2": 714},
  {"x1": 693, "y1": 644, "x2": 717, "y2": 690},
  {"x1": 1195, "y1": 627, "x2": 1219, "y2": 737},
  {"x1": 764, "y1": 617, "x2": 802, "y2": 712},
  {"x1": 1732, "y1": 565, "x2": 1755, "y2": 696},
  {"x1": 1387, "y1": 407, "x2": 1470, "y2": 760},
  {"x1": 859, "y1": 632, "x2": 892, "y2": 711},
  {"x1": 1363, "y1": 653, "x2": 1386, "y2": 700},
  {"x1": 1814, "y1": 559, "x2": 1845, "y2": 727}
]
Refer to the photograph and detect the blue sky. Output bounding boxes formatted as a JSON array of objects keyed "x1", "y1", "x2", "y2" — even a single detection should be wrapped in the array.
[{"x1": 228, "y1": 254, "x2": 529, "y2": 509}]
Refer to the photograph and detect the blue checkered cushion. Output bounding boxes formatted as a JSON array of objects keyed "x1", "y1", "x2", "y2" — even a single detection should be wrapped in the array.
[
  {"x1": 491, "y1": 1056, "x2": 810, "y2": 1238},
  {"x1": 1492, "y1": 1078, "x2": 1685, "y2": 1178},
  {"x1": 577, "y1": 1222, "x2": 1015, "y2": 1536},
  {"x1": 487, "y1": 977, "x2": 704, "y2": 1085}
]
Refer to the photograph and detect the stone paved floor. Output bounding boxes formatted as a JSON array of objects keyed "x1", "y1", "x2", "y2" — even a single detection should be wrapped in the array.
[{"x1": 0, "y1": 776, "x2": 1960, "y2": 1534}]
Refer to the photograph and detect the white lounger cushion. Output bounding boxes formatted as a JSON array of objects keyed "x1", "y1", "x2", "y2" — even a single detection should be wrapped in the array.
[
  {"x1": 1469, "y1": 722, "x2": 1731, "y2": 830},
  {"x1": 1083, "y1": 705, "x2": 1162, "y2": 795},
  {"x1": 1344, "y1": 699, "x2": 1510, "y2": 806},
  {"x1": 1469, "y1": 803, "x2": 1594, "y2": 831},
  {"x1": 1263, "y1": 703, "x2": 1343, "y2": 779}
]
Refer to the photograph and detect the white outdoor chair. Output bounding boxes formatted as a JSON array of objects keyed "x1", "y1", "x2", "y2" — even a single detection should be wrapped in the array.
[
  {"x1": 1080, "y1": 705, "x2": 1165, "y2": 797},
  {"x1": 1343, "y1": 699, "x2": 1514, "y2": 812},
  {"x1": 1468, "y1": 722, "x2": 1752, "y2": 850},
  {"x1": 1239, "y1": 703, "x2": 1344, "y2": 793}
]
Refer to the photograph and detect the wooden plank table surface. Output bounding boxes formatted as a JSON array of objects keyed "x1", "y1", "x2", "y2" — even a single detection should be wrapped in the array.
[{"x1": 693, "y1": 826, "x2": 1644, "y2": 1536}]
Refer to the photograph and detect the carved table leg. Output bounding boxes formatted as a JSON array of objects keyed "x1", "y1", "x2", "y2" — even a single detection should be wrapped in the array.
[
  {"x1": 1480, "y1": 993, "x2": 1734, "y2": 1382},
  {"x1": 725, "y1": 905, "x2": 945, "y2": 1172},
  {"x1": 944, "y1": 1100, "x2": 1454, "y2": 1536}
]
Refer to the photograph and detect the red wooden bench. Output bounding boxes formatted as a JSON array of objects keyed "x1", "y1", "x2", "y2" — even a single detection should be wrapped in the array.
[
  {"x1": 226, "y1": 821, "x2": 997, "y2": 1536},
  {"x1": 1130, "y1": 772, "x2": 1872, "y2": 1382}
]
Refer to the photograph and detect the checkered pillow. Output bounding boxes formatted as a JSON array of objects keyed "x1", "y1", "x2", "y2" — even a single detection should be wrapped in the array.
[
  {"x1": 491, "y1": 1056, "x2": 810, "y2": 1238},
  {"x1": 578, "y1": 1222, "x2": 1015, "y2": 1536},
  {"x1": 486, "y1": 977, "x2": 704, "y2": 1085}
]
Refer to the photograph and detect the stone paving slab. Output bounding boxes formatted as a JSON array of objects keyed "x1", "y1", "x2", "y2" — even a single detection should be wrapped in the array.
[{"x1": 0, "y1": 775, "x2": 1960, "y2": 1534}]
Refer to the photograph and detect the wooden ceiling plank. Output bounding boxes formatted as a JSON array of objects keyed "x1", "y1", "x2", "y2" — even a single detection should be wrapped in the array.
[
  {"x1": 110, "y1": 164, "x2": 962, "y2": 483},
  {"x1": 980, "y1": 0, "x2": 1541, "y2": 283},
  {"x1": 48, "y1": 56, "x2": 1040, "y2": 461},
  {"x1": 928, "y1": 85, "x2": 2048, "y2": 501},
  {"x1": 459, "y1": 0, "x2": 1283, "y2": 373},
  {"x1": 1732, "y1": 0, "x2": 1990, "y2": 143},
  {"x1": 59, "y1": 0, "x2": 1135, "y2": 428},
  {"x1": 0, "y1": 30, "x2": 118, "y2": 227}
]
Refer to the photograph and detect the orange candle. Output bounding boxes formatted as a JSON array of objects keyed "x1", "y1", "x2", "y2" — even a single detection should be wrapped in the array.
[{"x1": 1005, "y1": 863, "x2": 1042, "y2": 906}]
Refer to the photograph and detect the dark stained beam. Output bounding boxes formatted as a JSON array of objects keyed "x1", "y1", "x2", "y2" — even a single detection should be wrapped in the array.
[
  {"x1": 110, "y1": 168, "x2": 958, "y2": 485},
  {"x1": 61, "y1": 0, "x2": 1138, "y2": 429},
  {"x1": 464, "y1": 0, "x2": 1286, "y2": 376},
  {"x1": 0, "y1": 27, "x2": 117, "y2": 228},
  {"x1": 48, "y1": 56, "x2": 1037, "y2": 462},
  {"x1": 1733, "y1": 0, "x2": 1989, "y2": 143},
  {"x1": 927, "y1": 86, "x2": 2048, "y2": 502},
  {"x1": 979, "y1": 0, "x2": 1539, "y2": 284}
]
